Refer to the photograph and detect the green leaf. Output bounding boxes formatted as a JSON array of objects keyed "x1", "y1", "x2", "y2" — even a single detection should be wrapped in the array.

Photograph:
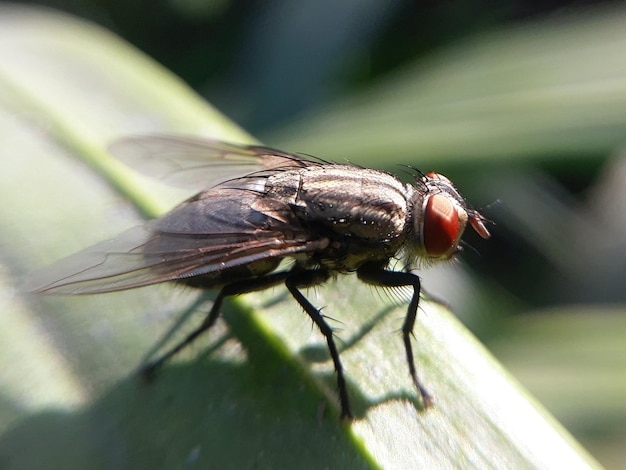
[
  {"x1": 489, "y1": 307, "x2": 626, "y2": 470},
  {"x1": 0, "y1": 6, "x2": 600, "y2": 469}
]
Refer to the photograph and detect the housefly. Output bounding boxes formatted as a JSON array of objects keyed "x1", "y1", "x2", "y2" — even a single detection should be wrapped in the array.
[{"x1": 27, "y1": 135, "x2": 491, "y2": 420}]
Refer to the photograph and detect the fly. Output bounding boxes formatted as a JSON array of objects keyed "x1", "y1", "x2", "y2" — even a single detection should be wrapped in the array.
[{"x1": 26, "y1": 135, "x2": 491, "y2": 420}]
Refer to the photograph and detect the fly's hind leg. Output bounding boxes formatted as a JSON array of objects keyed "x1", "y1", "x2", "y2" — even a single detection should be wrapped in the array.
[{"x1": 141, "y1": 271, "x2": 290, "y2": 380}]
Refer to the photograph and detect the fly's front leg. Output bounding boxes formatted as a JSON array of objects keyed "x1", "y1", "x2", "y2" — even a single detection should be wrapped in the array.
[
  {"x1": 141, "y1": 271, "x2": 290, "y2": 380},
  {"x1": 284, "y1": 270, "x2": 354, "y2": 420},
  {"x1": 357, "y1": 263, "x2": 434, "y2": 409}
]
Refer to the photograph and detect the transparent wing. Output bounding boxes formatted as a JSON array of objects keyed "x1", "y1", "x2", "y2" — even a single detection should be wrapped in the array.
[
  {"x1": 25, "y1": 178, "x2": 324, "y2": 294},
  {"x1": 109, "y1": 135, "x2": 318, "y2": 189},
  {"x1": 25, "y1": 228, "x2": 318, "y2": 294}
]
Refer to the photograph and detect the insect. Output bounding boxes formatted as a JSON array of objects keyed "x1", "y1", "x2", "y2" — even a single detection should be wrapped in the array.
[{"x1": 27, "y1": 135, "x2": 491, "y2": 420}]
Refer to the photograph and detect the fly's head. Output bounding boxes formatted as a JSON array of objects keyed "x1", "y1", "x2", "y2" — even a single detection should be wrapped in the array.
[{"x1": 409, "y1": 172, "x2": 490, "y2": 263}]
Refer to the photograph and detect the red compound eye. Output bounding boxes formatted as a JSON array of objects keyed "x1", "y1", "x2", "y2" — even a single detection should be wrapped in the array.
[{"x1": 423, "y1": 194, "x2": 461, "y2": 257}]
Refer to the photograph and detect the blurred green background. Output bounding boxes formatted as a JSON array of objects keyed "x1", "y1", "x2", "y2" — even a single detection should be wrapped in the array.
[{"x1": 2, "y1": 0, "x2": 626, "y2": 467}]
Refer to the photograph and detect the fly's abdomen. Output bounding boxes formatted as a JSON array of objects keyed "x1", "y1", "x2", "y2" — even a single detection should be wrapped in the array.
[{"x1": 180, "y1": 257, "x2": 282, "y2": 288}]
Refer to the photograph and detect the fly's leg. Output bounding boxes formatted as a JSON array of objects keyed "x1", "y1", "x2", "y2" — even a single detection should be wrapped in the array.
[
  {"x1": 141, "y1": 271, "x2": 290, "y2": 380},
  {"x1": 285, "y1": 270, "x2": 353, "y2": 420},
  {"x1": 357, "y1": 264, "x2": 434, "y2": 409}
]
